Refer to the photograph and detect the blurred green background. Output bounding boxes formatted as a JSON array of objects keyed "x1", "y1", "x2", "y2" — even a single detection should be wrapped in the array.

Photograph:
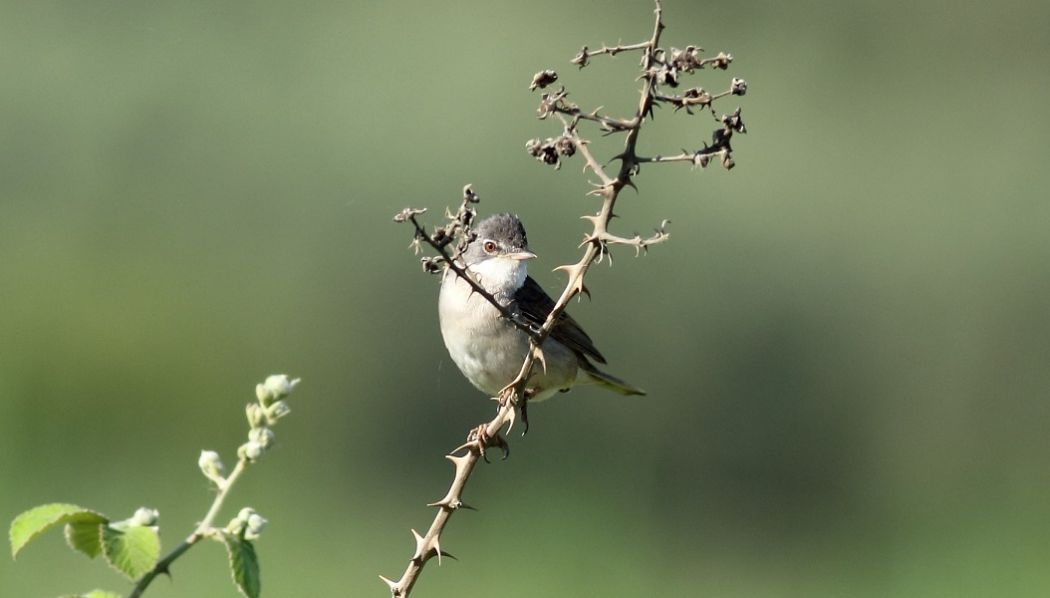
[{"x1": 2, "y1": 1, "x2": 1049, "y2": 596}]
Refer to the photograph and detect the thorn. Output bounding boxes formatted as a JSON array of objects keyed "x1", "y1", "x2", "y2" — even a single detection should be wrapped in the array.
[
  {"x1": 533, "y1": 345, "x2": 548, "y2": 374},
  {"x1": 411, "y1": 529, "x2": 427, "y2": 562},
  {"x1": 379, "y1": 575, "x2": 399, "y2": 593},
  {"x1": 432, "y1": 536, "x2": 446, "y2": 565},
  {"x1": 450, "y1": 441, "x2": 473, "y2": 456},
  {"x1": 580, "y1": 213, "x2": 602, "y2": 227},
  {"x1": 504, "y1": 400, "x2": 517, "y2": 434}
]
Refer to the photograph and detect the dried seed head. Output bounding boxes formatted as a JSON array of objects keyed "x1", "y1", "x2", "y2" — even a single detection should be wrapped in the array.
[
  {"x1": 571, "y1": 46, "x2": 590, "y2": 69},
  {"x1": 656, "y1": 65, "x2": 679, "y2": 87},
  {"x1": 420, "y1": 256, "x2": 443, "y2": 274},
  {"x1": 711, "y1": 51, "x2": 733, "y2": 69},
  {"x1": 529, "y1": 69, "x2": 558, "y2": 91},
  {"x1": 555, "y1": 136, "x2": 576, "y2": 157},
  {"x1": 462, "y1": 184, "x2": 479, "y2": 204},
  {"x1": 731, "y1": 77, "x2": 748, "y2": 96},
  {"x1": 722, "y1": 107, "x2": 746, "y2": 133},
  {"x1": 539, "y1": 144, "x2": 560, "y2": 165},
  {"x1": 525, "y1": 138, "x2": 543, "y2": 157},
  {"x1": 670, "y1": 46, "x2": 704, "y2": 73}
]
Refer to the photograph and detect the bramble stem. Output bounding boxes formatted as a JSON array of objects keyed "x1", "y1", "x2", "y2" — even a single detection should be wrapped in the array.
[{"x1": 128, "y1": 458, "x2": 248, "y2": 597}]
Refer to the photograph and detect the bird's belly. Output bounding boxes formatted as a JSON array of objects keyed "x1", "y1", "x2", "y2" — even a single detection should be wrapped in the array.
[{"x1": 439, "y1": 277, "x2": 576, "y2": 397}]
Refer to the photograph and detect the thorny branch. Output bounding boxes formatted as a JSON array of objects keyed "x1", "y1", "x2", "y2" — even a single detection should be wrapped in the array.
[
  {"x1": 394, "y1": 189, "x2": 541, "y2": 342},
  {"x1": 386, "y1": 1, "x2": 748, "y2": 596}
]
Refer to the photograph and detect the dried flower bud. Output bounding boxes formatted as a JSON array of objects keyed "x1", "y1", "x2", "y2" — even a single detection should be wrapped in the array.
[
  {"x1": 571, "y1": 45, "x2": 590, "y2": 68},
  {"x1": 554, "y1": 135, "x2": 575, "y2": 156},
  {"x1": 711, "y1": 51, "x2": 733, "y2": 69},
  {"x1": 722, "y1": 107, "x2": 746, "y2": 133},
  {"x1": 670, "y1": 46, "x2": 704, "y2": 73},
  {"x1": 694, "y1": 153, "x2": 711, "y2": 168},
  {"x1": 525, "y1": 138, "x2": 542, "y2": 157},
  {"x1": 420, "y1": 256, "x2": 443, "y2": 274},
  {"x1": 529, "y1": 69, "x2": 558, "y2": 91},
  {"x1": 430, "y1": 226, "x2": 450, "y2": 247},
  {"x1": 656, "y1": 65, "x2": 679, "y2": 87},
  {"x1": 392, "y1": 207, "x2": 426, "y2": 223},
  {"x1": 731, "y1": 77, "x2": 748, "y2": 96},
  {"x1": 462, "y1": 184, "x2": 479, "y2": 204},
  {"x1": 721, "y1": 153, "x2": 735, "y2": 170}
]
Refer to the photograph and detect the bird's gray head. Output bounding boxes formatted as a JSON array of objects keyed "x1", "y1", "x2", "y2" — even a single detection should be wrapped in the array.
[
  {"x1": 462, "y1": 213, "x2": 536, "y2": 266},
  {"x1": 457, "y1": 213, "x2": 536, "y2": 294}
]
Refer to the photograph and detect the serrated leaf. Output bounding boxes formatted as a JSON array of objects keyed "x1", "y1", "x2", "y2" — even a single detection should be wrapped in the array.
[
  {"x1": 101, "y1": 524, "x2": 160, "y2": 580},
  {"x1": 224, "y1": 534, "x2": 261, "y2": 598},
  {"x1": 65, "y1": 520, "x2": 105, "y2": 558},
  {"x1": 10, "y1": 503, "x2": 108, "y2": 558}
]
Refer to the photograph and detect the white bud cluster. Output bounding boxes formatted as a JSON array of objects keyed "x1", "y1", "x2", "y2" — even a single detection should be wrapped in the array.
[
  {"x1": 226, "y1": 507, "x2": 268, "y2": 541},
  {"x1": 239, "y1": 374, "x2": 299, "y2": 463}
]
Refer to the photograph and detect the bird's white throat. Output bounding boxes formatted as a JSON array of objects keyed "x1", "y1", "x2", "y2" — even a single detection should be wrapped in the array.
[{"x1": 468, "y1": 257, "x2": 527, "y2": 295}]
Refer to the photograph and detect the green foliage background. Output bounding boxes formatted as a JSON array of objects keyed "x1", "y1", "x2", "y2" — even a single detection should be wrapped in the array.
[{"x1": 3, "y1": 1, "x2": 1049, "y2": 596}]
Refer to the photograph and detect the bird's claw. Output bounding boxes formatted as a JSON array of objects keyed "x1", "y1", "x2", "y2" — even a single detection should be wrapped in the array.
[
  {"x1": 494, "y1": 386, "x2": 532, "y2": 436},
  {"x1": 466, "y1": 424, "x2": 509, "y2": 462}
]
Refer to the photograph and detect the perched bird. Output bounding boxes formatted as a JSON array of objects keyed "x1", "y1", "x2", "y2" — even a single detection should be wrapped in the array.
[{"x1": 438, "y1": 213, "x2": 645, "y2": 403}]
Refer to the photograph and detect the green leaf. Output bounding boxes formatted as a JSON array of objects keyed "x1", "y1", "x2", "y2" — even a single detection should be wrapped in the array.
[
  {"x1": 10, "y1": 503, "x2": 107, "y2": 558},
  {"x1": 224, "y1": 534, "x2": 261, "y2": 598},
  {"x1": 65, "y1": 520, "x2": 105, "y2": 558},
  {"x1": 101, "y1": 524, "x2": 160, "y2": 580},
  {"x1": 59, "y1": 591, "x2": 122, "y2": 598}
]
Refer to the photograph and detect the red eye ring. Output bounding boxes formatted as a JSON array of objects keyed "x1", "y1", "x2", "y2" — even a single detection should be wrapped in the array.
[{"x1": 482, "y1": 240, "x2": 497, "y2": 254}]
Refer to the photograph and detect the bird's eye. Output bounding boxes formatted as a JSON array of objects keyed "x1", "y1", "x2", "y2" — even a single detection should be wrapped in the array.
[{"x1": 482, "y1": 240, "x2": 498, "y2": 254}]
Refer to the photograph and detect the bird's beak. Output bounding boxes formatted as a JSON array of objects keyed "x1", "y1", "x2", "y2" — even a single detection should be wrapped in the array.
[{"x1": 505, "y1": 250, "x2": 537, "y2": 261}]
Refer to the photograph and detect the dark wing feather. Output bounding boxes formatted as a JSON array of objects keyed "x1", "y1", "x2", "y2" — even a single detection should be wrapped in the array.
[{"x1": 513, "y1": 276, "x2": 607, "y2": 364}]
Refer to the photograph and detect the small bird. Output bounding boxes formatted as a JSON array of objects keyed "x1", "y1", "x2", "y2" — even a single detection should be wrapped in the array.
[{"x1": 439, "y1": 213, "x2": 646, "y2": 404}]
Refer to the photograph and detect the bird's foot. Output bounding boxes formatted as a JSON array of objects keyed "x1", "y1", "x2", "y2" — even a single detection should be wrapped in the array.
[{"x1": 465, "y1": 424, "x2": 509, "y2": 462}]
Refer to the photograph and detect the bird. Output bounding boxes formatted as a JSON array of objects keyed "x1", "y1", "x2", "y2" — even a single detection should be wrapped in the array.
[{"x1": 438, "y1": 213, "x2": 646, "y2": 405}]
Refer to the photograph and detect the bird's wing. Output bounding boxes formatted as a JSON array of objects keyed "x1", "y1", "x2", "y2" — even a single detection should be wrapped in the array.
[{"x1": 513, "y1": 275, "x2": 607, "y2": 364}]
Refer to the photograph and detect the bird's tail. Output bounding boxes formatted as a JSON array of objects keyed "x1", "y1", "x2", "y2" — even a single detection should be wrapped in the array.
[{"x1": 579, "y1": 361, "x2": 647, "y2": 396}]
